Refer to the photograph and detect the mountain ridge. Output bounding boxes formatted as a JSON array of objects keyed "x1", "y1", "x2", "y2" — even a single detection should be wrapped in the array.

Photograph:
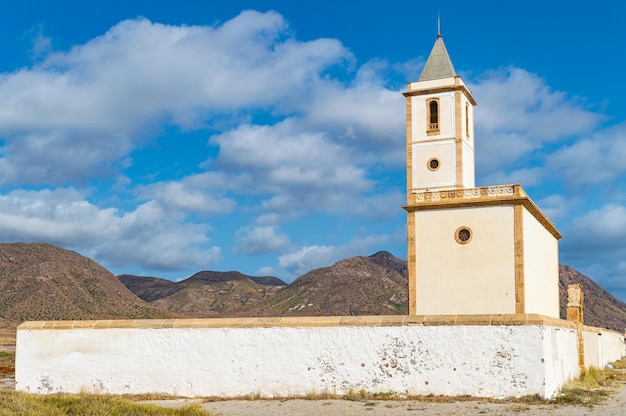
[
  {"x1": 120, "y1": 270, "x2": 286, "y2": 317},
  {"x1": 0, "y1": 242, "x2": 624, "y2": 334},
  {"x1": 120, "y1": 252, "x2": 626, "y2": 332}
]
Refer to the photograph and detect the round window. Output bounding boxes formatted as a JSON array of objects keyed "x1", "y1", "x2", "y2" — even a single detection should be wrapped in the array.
[
  {"x1": 427, "y1": 158, "x2": 440, "y2": 171},
  {"x1": 455, "y1": 227, "x2": 472, "y2": 244}
]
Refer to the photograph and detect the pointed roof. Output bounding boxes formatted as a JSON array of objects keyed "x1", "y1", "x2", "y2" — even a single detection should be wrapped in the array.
[{"x1": 418, "y1": 35, "x2": 457, "y2": 81}]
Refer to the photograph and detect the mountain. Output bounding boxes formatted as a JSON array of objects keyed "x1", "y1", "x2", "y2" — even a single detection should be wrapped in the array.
[
  {"x1": 1, "y1": 241, "x2": 623, "y2": 334},
  {"x1": 559, "y1": 265, "x2": 626, "y2": 332},
  {"x1": 119, "y1": 271, "x2": 286, "y2": 317},
  {"x1": 120, "y1": 252, "x2": 626, "y2": 331},
  {"x1": 250, "y1": 251, "x2": 409, "y2": 316},
  {"x1": 367, "y1": 250, "x2": 408, "y2": 277},
  {"x1": 0, "y1": 242, "x2": 166, "y2": 321},
  {"x1": 117, "y1": 274, "x2": 180, "y2": 303}
]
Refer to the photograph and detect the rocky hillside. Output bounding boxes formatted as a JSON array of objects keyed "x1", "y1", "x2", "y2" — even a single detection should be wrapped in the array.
[
  {"x1": 119, "y1": 271, "x2": 286, "y2": 317},
  {"x1": 0, "y1": 318, "x2": 17, "y2": 346},
  {"x1": 0, "y1": 243, "x2": 166, "y2": 321},
  {"x1": 250, "y1": 251, "x2": 408, "y2": 316},
  {"x1": 559, "y1": 265, "x2": 626, "y2": 332},
  {"x1": 121, "y1": 253, "x2": 626, "y2": 331}
]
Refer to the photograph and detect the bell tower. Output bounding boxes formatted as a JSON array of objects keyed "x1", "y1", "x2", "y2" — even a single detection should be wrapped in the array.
[
  {"x1": 403, "y1": 35, "x2": 561, "y2": 318},
  {"x1": 404, "y1": 34, "x2": 476, "y2": 193}
]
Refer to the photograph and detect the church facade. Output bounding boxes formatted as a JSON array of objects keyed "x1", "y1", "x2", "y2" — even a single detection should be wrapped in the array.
[{"x1": 403, "y1": 35, "x2": 561, "y2": 318}]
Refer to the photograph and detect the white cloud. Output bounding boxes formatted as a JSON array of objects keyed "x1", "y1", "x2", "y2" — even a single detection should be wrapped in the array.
[
  {"x1": 546, "y1": 123, "x2": 626, "y2": 187},
  {"x1": 0, "y1": 188, "x2": 118, "y2": 243},
  {"x1": 534, "y1": 194, "x2": 570, "y2": 222},
  {"x1": 351, "y1": 191, "x2": 406, "y2": 220},
  {"x1": 480, "y1": 167, "x2": 543, "y2": 188},
  {"x1": 0, "y1": 188, "x2": 221, "y2": 272},
  {"x1": 0, "y1": 11, "x2": 406, "y2": 277},
  {"x1": 27, "y1": 25, "x2": 52, "y2": 61},
  {"x1": 94, "y1": 202, "x2": 222, "y2": 271},
  {"x1": 0, "y1": 131, "x2": 132, "y2": 185},
  {"x1": 0, "y1": 11, "x2": 351, "y2": 185},
  {"x1": 255, "y1": 266, "x2": 275, "y2": 276},
  {"x1": 560, "y1": 204, "x2": 626, "y2": 299},
  {"x1": 278, "y1": 245, "x2": 335, "y2": 277},
  {"x1": 561, "y1": 204, "x2": 626, "y2": 261},
  {"x1": 303, "y1": 61, "x2": 405, "y2": 163},
  {"x1": 580, "y1": 261, "x2": 626, "y2": 300},
  {"x1": 136, "y1": 172, "x2": 236, "y2": 216},
  {"x1": 234, "y1": 226, "x2": 290, "y2": 255},
  {"x1": 470, "y1": 67, "x2": 603, "y2": 175},
  {"x1": 209, "y1": 120, "x2": 375, "y2": 216}
]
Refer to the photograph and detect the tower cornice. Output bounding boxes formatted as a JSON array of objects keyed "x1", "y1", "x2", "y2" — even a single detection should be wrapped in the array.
[
  {"x1": 403, "y1": 83, "x2": 477, "y2": 106},
  {"x1": 405, "y1": 75, "x2": 476, "y2": 105},
  {"x1": 402, "y1": 184, "x2": 561, "y2": 239}
]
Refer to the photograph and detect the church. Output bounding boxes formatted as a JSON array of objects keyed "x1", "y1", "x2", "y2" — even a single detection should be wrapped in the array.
[
  {"x1": 403, "y1": 34, "x2": 561, "y2": 318},
  {"x1": 14, "y1": 33, "x2": 624, "y2": 400}
]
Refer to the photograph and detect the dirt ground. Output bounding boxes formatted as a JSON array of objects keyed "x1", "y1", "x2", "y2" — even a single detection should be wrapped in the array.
[
  {"x1": 0, "y1": 324, "x2": 17, "y2": 347},
  {"x1": 143, "y1": 376, "x2": 626, "y2": 416}
]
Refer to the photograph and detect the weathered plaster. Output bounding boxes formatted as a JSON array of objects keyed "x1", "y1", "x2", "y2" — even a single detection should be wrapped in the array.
[
  {"x1": 583, "y1": 327, "x2": 625, "y2": 369},
  {"x1": 16, "y1": 317, "x2": 584, "y2": 399}
]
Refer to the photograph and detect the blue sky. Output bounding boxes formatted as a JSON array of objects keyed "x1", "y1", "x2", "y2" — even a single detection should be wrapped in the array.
[{"x1": 0, "y1": 1, "x2": 625, "y2": 302}]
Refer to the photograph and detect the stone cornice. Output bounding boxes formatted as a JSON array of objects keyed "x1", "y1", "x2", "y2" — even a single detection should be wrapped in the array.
[
  {"x1": 403, "y1": 184, "x2": 561, "y2": 239},
  {"x1": 403, "y1": 84, "x2": 477, "y2": 106}
]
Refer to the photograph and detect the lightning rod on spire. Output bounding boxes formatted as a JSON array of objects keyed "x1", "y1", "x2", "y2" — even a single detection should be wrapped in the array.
[{"x1": 437, "y1": 10, "x2": 441, "y2": 37}]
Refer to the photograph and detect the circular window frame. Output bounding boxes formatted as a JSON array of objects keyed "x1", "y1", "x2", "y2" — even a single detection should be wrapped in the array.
[
  {"x1": 455, "y1": 226, "x2": 473, "y2": 244},
  {"x1": 427, "y1": 157, "x2": 441, "y2": 171}
]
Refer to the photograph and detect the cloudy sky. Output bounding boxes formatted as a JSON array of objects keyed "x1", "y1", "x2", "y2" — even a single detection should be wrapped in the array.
[{"x1": 0, "y1": 1, "x2": 625, "y2": 301}]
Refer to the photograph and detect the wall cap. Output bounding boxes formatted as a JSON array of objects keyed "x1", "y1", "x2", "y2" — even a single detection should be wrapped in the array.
[{"x1": 18, "y1": 314, "x2": 579, "y2": 331}]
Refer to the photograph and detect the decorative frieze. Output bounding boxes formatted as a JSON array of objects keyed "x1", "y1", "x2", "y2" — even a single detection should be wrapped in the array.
[{"x1": 413, "y1": 185, "x2": 519, "y2": 203}]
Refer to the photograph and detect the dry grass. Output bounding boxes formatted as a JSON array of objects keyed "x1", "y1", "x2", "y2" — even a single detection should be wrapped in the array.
[
  {"x1": 0, "y1": 391, "x2": 212, "y2": 416},
  {"x1": 611, "y1": 357, "x2": 626, "y2": 369},
  {"x1": 0, "y1": 352, "x2": 14, "y2": 376},
  {"x1": 549, "y1": 358, "x2": 626, "y2": 407}
]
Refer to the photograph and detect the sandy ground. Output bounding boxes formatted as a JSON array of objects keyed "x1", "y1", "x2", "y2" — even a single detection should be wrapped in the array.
[{"x1": 145, "y1": 376, "x2": 626, "y2": 416}]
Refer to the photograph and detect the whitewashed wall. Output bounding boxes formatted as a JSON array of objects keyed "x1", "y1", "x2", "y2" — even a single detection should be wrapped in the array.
[
  {"x1": 583, "y1": 327, "x2": 625, "y2": 369},
  {"x1": 541, "y1": 325, "x2": 580, "y2": 395},
  {"x1": 16, "y1": 317, "x2": 583, "y2": 399}
]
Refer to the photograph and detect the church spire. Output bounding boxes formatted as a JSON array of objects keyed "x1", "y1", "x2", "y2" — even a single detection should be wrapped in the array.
[{"x1": 418, "y1": 35, "x2": 456, "y2": 81}]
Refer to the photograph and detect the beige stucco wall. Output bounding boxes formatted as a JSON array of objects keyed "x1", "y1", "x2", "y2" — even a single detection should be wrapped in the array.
[
  {"x1": 461, "y1": 141, "x2": 475, "y2": 188},
  {"x1": 408, "y1": 76, "x2": 457, "y2": 92},
  {"x1": 522, "y1": 208, "x2": 560, "y2": 318},
  {"x1": 411, "y1": 141, "x2": 456, "y2": 189},
  {"x1": 414, "y1": 205, "x2": 516, "y2": 315},
  {"x1": 411, "y1": 92, "x2": 455, "y2": 140}
]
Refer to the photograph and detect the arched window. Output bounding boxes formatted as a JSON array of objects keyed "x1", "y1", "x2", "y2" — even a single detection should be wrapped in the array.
[{"x1": 427, "y1": 99, "x2": 439, "y2": 134}]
